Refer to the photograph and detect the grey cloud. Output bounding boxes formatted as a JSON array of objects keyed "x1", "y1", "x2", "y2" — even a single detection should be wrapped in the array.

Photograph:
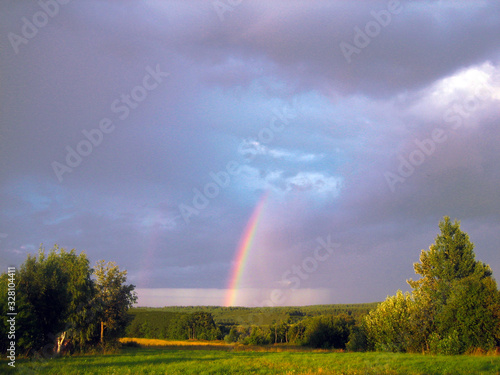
[{"x1": 1, "y1": 0, "x2": 499, "y2": 305}]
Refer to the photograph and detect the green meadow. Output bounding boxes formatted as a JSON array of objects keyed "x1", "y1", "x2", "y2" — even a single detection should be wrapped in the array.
[{"x1": 10, "y1": 345, "x2": 500, "y2": 375}]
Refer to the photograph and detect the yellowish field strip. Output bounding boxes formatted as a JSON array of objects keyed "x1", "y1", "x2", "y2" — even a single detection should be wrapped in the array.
[{"x1": 119, "y1": 338, "x2": 342, "y2": 353}]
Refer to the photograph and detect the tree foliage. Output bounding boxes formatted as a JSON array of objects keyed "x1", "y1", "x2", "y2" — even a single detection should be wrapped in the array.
[
  {"x1": 366, "y1": 217, "x2": 500, "y2": 353},
  {"x1": 364, "y1": 291, "x2": 416, "y2": 352},
  {"x1": 184, "y1": 311, "x2": 221, "y2": 340},
  {"x1": 94, "y1": 260, "x2": 137, "y2": 343},
  {"x1": 125, "y1": 310, "x2": 221, "y2": 340},
  {"x1": 125, "y1": 308, "x2": 363, "y2": 349},
  {"x1": 303, "y1": 314, "x2": 354, "y2": 349},
  {"x1": 0, "y1": 245, "x2": 136, "y2": 355},
  {"x1": 11, "y1": 246, "x2": 95, "y2": 353}
]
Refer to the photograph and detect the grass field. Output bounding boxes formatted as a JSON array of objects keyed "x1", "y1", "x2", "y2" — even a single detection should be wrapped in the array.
[{"x1": 9, "y1": 339, "x2": 500, "y2": 375}]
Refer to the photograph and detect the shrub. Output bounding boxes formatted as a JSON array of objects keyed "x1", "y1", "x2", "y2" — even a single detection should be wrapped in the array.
[
  {"x1": 121, "y1": 340, "x2": 141, "y2": 348},
  {"x1": 224, "y1": 327, "x2": 239, "y2": 343},
  {"x1": 346, "y1": 325, "x2": 369, "y2": 352}
]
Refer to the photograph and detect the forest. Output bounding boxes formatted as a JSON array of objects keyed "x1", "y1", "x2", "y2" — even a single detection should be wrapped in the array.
[{"x1": 125, "y1": 303, "x2": 377, "y2": 348}]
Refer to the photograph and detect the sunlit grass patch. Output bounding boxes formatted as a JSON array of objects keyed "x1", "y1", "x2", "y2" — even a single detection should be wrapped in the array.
[{"x1": 119, "y1": 337, "x2": 231, "y2": 350}]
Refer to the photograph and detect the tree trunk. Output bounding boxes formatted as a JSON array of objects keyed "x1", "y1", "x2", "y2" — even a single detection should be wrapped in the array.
[
  {"x1": 56, "y1": 331, "x2": 66, "y2": 355},
  {"x1": 100, "y1": 321, "x2": 104, "y2": 344}
]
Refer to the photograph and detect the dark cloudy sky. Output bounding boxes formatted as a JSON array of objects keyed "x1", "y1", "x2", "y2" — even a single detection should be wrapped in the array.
[{"x1": 1, "y1": 0, "x2": 499, "y2": 307}]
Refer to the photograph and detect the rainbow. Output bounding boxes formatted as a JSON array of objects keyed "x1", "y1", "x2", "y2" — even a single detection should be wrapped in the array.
[{"x1": 224, "y1": 193, "x2": 268, "y2": 306}]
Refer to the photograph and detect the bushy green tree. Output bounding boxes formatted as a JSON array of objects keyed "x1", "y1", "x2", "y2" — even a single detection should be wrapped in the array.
[
  {"x1": 303, "y1": 314, "x2": 354, "y2": 349},
  {"x1": 367, "y1": 217, "x2": 500, "y2": 353},
  {"x1": 244, "y1": 326, "x2": 270, "y2": 345},
  {"x1": 346, "y1": 323, "x2": 369, "y2": 352},
  {"x1": 182, "y1": 311, "x2": 221, "y2": 340},
  {"x1": 60, "y1": 249, "x2": 97, "y2": 351},
  {"x1": 288, "y1": 321, "x2": 307, "y2": 345},
  {"x1": 408, "y1": 217, "x2": 500, "y2": 353},
  {"x1": 364, "y1": 291, "x2": 416, "y2": 352},
  {"x1": 8, "y1": 246, "x2": 95, "y2": 354},
  {"x1": 269, "y1": 319, "x2": 290, "y2": 344},
  {"x1": 0, "y1": 245, "x2": 137, "y2": 355},
  {"x1": 94, "y1": 260, "x2": 137, "y2": 345},
  {"x1": 224, "y1": 326, "x2": 239, "y2": 343}
]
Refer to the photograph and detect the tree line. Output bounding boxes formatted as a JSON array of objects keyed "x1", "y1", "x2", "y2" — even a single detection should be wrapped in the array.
[
  {"x1": 126, "y1": 308, "x2": 359, "y2": 349},
  {"x1": 126, "y1": 310, "x2": 221, "y2": 341},
  {"x1": 0, "y1": 245, "x2": 137, "y2": 356}
]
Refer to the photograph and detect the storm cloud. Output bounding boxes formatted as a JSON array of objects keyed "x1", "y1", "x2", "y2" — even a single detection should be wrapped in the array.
[{"x1": 1, "y1": 0, "x2": 499, "y2": 306}]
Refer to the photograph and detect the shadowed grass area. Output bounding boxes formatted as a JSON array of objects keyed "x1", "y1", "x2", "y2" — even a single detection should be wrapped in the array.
[{"x1": 9, "y1": 346, "x2": 500, "y2": 375}]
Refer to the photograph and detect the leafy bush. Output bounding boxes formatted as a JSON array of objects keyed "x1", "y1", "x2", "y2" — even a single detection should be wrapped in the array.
[
  {"x1": 364, "y1": 291, "x2": 415, "y2": 352},
  {"x1": 243, "y1": 327, "x2": 270, "y2": 345},
  {"x1": 303, "y1": 315, "x2": 354, "y2": 349},
  {"x1": 346, "y1": 325, "x2": 369, "y2": 352},
  {"x1": 429, "y1": 331, "x2": 462, "y2": 355},
  {"x1": 224, "y1": 327, "x2": 239, "y2": 343}
]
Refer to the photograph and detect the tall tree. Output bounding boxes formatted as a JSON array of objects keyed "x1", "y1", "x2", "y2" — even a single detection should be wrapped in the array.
[
  {"x1": 366, "y1": 217, "x2": 500, "y2": 353},
  {"x1": 408, "y1": 216, "x2": 487, "y2": 293},
  {"x1": 59, "y1": 249, "x2": 97, "y2": 352},
  {"x1": 408, "y1": 216, "x2": 500, "y2": 353},
  {"x1": 183, "y1": 312, "x2": 220, "y2": 340},
  {"x1": 93, "y1": 260, "x2": 137, "y2": 345},
  {"x1": 11, "y1": 245, "x2": 95, "y2": 354}
]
